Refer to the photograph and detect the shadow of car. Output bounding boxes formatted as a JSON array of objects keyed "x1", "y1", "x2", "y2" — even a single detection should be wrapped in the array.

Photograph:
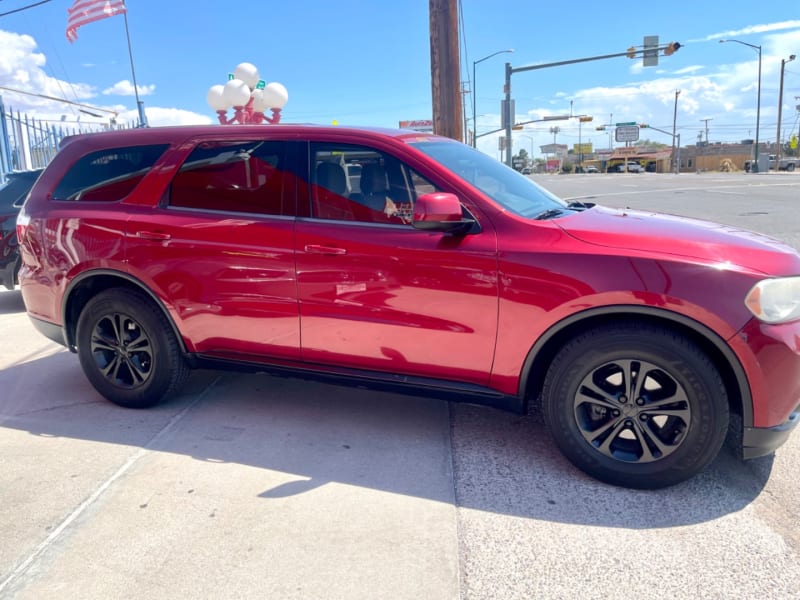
[{"x1": 0, "y1": 169, "x2": 43, "y2": 290}]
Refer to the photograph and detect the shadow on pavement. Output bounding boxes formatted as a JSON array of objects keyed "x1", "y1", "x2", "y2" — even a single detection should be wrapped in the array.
[
  {"x1": 0, "y1": 351, "x2": 771, "y2": 528},
  {"x1": 0, "y1": 289, "x2": 25, "y2": 315}
]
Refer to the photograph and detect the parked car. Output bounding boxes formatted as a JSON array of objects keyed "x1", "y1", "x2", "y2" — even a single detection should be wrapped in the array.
[
  {"x1": 611, "y1": 162, "x2": 643, "y2": 173},
  {"x1": 16, "y1": 125, "x2": 800, "y2": 489},
  {"x1": 585, "y1": 165, "x2": 599, "y2": 173},
  {"x1": 0, "y1": 169, "x2": 42, "y2": 290},
  {"x1": 521, "y1": 167, "x2": 532, "y2": 175}
]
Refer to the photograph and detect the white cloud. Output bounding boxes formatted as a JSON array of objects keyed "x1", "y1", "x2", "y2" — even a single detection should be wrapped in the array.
[
  {"x1": 102, "y1": 80, "x2": 156, "y2": 97},
  {"x1": 138, "y1": 106, "x2": 213, "y2": 127},
  {"x1": 698, "y1": 20, "x2": 800, "y2": 42}
]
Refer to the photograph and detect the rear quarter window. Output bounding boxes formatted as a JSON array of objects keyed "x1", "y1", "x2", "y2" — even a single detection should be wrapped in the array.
[{"x1": 52, "y1": 144, "x2": 169, "y2": 202}]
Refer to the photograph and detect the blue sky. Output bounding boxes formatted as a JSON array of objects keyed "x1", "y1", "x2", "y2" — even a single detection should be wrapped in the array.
[{"x1": 1, "y1": 1, "x2": 799, "y2": 158}]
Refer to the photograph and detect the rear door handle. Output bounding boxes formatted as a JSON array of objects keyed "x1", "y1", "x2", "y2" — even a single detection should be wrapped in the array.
[
  {"x1": 304, "y1": 244, "x2": 347, "y2": 255},
  {"x1": 136, "y1": 231, "x2": 172, "y2": 241}
]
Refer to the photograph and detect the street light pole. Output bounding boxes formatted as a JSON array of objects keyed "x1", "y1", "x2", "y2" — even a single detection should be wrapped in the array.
[
  {"x1": 519, "y1": 134, "x2": 535, "y2": 165},
  {"x1": 776, "y1": 54, "x2": 797, "y2": 167},
  {"x1": 672, "y1": 90, "x2": 680, "y2": 174},
  {"x1": 720, "y1": 39, "x2": 762, "y2": 172},
  {"x1": 472, "y1": 49, "x2": 513, "y2": 148}
]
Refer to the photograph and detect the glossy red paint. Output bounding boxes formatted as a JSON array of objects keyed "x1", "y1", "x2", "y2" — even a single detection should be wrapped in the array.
[{"x1": 15, "y1": 124, "x2": 800, "y2": 472}]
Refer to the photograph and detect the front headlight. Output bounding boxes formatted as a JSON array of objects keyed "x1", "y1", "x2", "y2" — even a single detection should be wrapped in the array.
[{"x1": 745, "y1": 277, "x2": 800, "y2": 324}]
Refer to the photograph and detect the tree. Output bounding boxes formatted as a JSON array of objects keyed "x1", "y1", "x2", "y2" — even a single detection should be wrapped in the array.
[{"x1": 635, "y1": 139, "x2": 669, "y2": 149}]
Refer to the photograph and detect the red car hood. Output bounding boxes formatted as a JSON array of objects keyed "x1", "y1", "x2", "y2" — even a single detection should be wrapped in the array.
[{"x1": 558, "y1": 205, "x2": 800, "y2": 275}]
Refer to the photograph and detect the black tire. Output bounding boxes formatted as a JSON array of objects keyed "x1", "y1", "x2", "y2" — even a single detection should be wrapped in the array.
[
  {"x1": 786, "y1": 163, "x2": 795, "y2": 172},
  {"x1": 76, "y1": 288, "x2": 190, "y2": 408},
  {"x1": 542, "y1": 323, "x2": 729, "y2": 489}
]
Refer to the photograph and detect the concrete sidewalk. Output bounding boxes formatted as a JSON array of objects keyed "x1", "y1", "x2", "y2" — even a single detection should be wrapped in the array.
[{"x1": 0, "y1": 293, "x2": 459, "y2": 599}]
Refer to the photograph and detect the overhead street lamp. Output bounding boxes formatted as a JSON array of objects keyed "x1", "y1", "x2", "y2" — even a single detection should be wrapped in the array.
[
  {"x1": 776, "y1": 54, "x2": 797, "y2": 166},
  {"x1": 472, "y1": 49, "x2": 513, "y2": 147},
  {"x1": 720, "y1": 39, "x2": 762, "y2": 172}
]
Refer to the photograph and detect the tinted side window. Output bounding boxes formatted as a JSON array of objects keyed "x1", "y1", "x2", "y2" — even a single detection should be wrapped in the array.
[
  {"x1": 169, "y1": 140, "x2": 292, "y2": 216},
  {"x1": 53, "y1": 144, "x2": 169, "y2": 201},
  {"x1": 309, "y1": 143, "x2": 438, "y2": 225}
]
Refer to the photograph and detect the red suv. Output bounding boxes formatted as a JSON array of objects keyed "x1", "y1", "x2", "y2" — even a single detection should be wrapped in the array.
[{"x1": 16, "y1": 125, "x2": 800, "y2": 489}]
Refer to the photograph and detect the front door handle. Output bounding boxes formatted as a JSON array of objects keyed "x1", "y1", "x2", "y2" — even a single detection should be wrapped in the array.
[
  {"x1": 304, "y1": 244, "x2": 347, "y2": 255},
  {"x1": 136, "y1": 231, "x2": 172, "y2": 241}
]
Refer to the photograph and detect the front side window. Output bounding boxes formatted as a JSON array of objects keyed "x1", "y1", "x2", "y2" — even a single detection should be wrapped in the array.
[
  {"x1": 53, "y1": 144, "x2": 169, "y2": 202},
  {"x1": 309, "y1": 143, "x2": 438, "y2": 225},
  {"x1": 408, "y1": 138, "x2": 571, "y2": 219},
  {"x1": 169, "y1": 140, "x2": 292, "y2": 216}
]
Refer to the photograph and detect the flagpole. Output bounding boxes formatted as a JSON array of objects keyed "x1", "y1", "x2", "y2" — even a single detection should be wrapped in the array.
[{"x1": 121, "y1": 3, "x2": 146, "y2": 127}]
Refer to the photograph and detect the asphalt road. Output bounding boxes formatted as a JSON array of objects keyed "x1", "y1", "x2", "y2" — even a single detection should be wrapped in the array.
[{"x1": 1, "y1": 172, "x2": 799, "y2": 599}]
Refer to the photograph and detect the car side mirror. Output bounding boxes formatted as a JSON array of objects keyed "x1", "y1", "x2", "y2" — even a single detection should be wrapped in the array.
[{"x1": 412, "y1": 192, "x2": 475, "y2": 234}]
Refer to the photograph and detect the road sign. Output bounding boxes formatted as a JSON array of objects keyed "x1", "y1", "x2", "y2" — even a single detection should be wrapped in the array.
[
  {"x1": 615, "y1": 122, "x2": 636, "y2": 126},
  {"x1": 643, "y1": 36, "x2": 659, "y2": 67},
  {"x1": 615, "y1": 125, "x2": 640, "y2": 143}
]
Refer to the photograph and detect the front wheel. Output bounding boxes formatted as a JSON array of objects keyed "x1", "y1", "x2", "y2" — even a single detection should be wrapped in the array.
[
  {"x1": 542, "y1": 323, "x2": 729, "y2": 489},
  {"x1": 76, "y1": 288, "x2": 189, "y2": 408}
]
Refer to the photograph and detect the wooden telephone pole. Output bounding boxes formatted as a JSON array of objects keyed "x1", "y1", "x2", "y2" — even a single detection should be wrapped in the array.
[{"x1": 429, "y1": 0, "x2": 462, "y2": 141}]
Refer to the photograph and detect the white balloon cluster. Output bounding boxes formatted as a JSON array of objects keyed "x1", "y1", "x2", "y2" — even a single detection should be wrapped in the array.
[{"x1": 206, "y1": 62, "x2": 288, "y2": 125}]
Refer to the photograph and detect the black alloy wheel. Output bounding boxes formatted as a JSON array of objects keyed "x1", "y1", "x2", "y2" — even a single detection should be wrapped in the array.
[
  {"x1": 542, "y1": 323, "x2": 729, "y2": 489},
  {"x1": 76, "y1": 288, "x2": 189, "y2": 408}
]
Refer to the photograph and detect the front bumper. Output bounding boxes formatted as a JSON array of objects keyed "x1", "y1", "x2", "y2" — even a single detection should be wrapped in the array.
[{"x1": 742, "y1": 406, "x2": 800, "y2": 459}]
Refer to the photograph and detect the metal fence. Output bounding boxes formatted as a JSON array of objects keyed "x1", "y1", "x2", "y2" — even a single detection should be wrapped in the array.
[{"x1": 0, "y1": 95, "x2": 133, "y2": 183}]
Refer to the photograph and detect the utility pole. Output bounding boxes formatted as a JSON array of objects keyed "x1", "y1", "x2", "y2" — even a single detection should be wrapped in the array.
[
  {"x1": 429, "y1": 0, "x2": 462, "y2": 141},
  {"x1": 776, "y1": 55, "x2": 797, "y2": 166},
  {"x1": 700, "y1": 118, "x2": 713, "y2": 143}
]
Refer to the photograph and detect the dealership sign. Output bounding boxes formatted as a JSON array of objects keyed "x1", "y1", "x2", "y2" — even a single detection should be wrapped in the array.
[{"x1": 399, "y1": 120, "x2": 433, "y2": 133}]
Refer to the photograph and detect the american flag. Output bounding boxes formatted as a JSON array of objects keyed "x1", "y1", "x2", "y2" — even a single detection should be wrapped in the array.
[{"x1": 66, "y1": 0, "x2": 127, "y2": 43}]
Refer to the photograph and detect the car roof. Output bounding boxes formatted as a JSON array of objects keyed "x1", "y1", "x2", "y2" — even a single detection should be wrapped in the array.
[{"x1": 58, "y1": 124, "x2": 444, "y2": 151}]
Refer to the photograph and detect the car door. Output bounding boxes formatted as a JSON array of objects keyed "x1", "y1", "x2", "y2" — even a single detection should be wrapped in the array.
[
  {"x1": 295, "y1": 141, "x2": 499, "y2": 387},
  {"x1": 124, "y1": 138, "x2": 301, "y2": 361}
]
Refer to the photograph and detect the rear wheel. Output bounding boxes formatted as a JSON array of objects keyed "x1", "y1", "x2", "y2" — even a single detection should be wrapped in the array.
[
  {"x1": 76, "y1": 288, "x2": 189, "y2": 408},
  {"x1": 542, "y1": 323, "x2": 729, "y2": 489}
]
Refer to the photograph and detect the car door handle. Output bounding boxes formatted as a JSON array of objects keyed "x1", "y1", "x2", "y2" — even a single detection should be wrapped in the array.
[
  {"x1": 136, "y1": 231, "x2": 172, "y2": 241},
  {"x1": 304, "y1": 244, "x2": 347, "y2": 255}
]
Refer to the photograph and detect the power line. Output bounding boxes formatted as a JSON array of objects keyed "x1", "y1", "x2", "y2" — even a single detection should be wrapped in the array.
[
  {"x1": 0, "y1": 84, "x2": 118, "y2": 117},
  {"x1": 0, "y1": 0, "x2": 54, "y2": 18}
]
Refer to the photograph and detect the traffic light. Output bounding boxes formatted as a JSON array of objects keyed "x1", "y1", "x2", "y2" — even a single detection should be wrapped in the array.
[
  {"x1": 664, "y1": 42, "x2": 681, "y2": 56},
  {"x1": 626, "y1": 46, "x2": 636, "y2": 59},
  {"x1": 596, "y1": 126, "x2": 606, "y2": 131},
  {"x1": 639, "y1": 124, "x2": 649, "y2": 128}
]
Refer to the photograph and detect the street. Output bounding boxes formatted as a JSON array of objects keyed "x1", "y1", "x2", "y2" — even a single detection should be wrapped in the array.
[{"x1": 1, "y1": 172, "x2": 799, "y2": 599}]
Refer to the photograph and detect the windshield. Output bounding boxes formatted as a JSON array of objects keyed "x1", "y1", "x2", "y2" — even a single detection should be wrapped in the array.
[{"x1": 408, "y1": 139, "x2": 571, "y2": 219}]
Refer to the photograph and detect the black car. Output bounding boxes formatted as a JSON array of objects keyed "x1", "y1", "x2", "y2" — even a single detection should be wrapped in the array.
[{"x1": 0, "y1": 169, "x2": 43, "y2": 290}]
